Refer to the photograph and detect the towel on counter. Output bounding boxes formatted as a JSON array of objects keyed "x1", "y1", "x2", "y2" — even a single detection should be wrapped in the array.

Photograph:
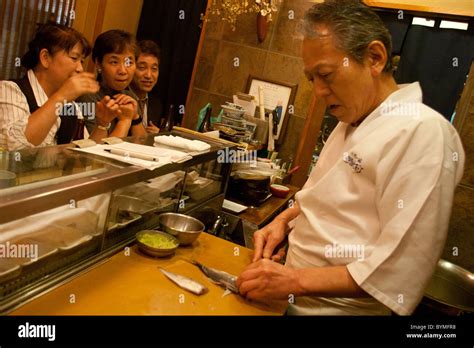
[{"x1": 154, "y1": 135, "x2": 211, "y2": 152}]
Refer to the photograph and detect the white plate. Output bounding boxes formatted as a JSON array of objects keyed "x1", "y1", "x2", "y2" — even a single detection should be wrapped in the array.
[{"x1": 222, "y1": 199, "x2": 248, "y2": 213}]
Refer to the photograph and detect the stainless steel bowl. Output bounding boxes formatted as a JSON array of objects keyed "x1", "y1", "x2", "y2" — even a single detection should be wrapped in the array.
[
  {"x1": 157, "y1": 213, "x2": 205, "y2": 246},
  {"x1": 423, "y1": 259, "x2": 474, "y2": 315},
  {"x1": 136, "y1": 230, "x2": 179, "y2": 257}
]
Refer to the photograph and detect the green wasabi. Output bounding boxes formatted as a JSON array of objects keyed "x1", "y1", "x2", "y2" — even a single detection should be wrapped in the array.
[{"x1": 139, "y1": 233, "x2": 177, "y2": 249}]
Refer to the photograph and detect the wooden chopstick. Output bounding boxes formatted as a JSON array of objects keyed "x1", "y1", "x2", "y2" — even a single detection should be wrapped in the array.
[{"x1": 172, "y1": 126, "x2": 245, "y2": 148}]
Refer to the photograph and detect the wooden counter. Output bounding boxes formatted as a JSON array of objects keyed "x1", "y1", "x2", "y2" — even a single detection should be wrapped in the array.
[
  {"x1": 10, "y1": 233, "x2": 286, "y2": 315},
  {"x1": 238, "y1": 184, "x2": 299, "y2": 228}
]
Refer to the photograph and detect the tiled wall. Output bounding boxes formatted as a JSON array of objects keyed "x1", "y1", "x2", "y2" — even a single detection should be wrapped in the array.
[
  {"x1": 185, "y1": 0, "x2": 315, "y2": 163},
  {"x1": 443, "y1": 92, "x2": 474, "y2": 272}
]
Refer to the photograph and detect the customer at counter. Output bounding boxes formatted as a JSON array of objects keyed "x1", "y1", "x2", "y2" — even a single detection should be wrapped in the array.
[
  {"x1": 80, "y1": 30, "x2": 146, "y2": 138},
  {"x1": 0, "y1": 23, "x2": 106, "y2": 151},
  {"x1": 236, "y1": 0, "x2": 465, "y2": 315},
  {"x1": 129, "y1": 40, "x2": 162, "y2": 133}
]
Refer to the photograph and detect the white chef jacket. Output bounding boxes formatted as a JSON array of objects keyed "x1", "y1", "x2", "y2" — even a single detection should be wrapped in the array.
[{"x1": 285, "y1": 82, "x2": 465, "y2": 315}]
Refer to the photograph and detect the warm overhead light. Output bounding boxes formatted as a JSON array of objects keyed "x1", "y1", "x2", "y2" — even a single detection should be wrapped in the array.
[{"x1": 207, "y1": 0, "x2": 282, "y2": 31}]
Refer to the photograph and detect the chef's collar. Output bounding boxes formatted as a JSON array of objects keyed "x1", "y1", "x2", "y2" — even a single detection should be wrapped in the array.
[
  {"x1": 351, "y1": 82, "x2": 423, "y2": 127},
  {"x1": 351, "y1": 119, "x2": 364, "y2": 127}
]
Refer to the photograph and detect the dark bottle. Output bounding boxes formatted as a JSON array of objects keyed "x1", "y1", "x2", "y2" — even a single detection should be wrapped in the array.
[
  {"x1": 160, "y1": 104, "x2": 174, "y2": 132},
  {"x1": 198, "y1": 105, "x2": 212, "y2": 133},
  {"x1": 72, "y1": 118, "x2": 85, "y2": 140}
]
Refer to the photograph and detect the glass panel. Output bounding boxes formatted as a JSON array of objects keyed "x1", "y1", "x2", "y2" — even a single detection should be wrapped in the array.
[
  {"x1": 102, "y1": 174, "x2": 185, "y2": 249},
  {"x1": 0, "y1": 193, "x2": 109, "y2": 297},
  {"x1": 0, "y1": 145, "x2": 125, "y2": 191},
  {"x1": 179, "y1": 159, "x2": 223, "y2": 213}
]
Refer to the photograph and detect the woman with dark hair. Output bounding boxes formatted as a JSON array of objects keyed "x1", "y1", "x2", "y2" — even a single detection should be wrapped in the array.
[
  {"x1": 81, "y1": 30, "x2": 146, "y2": 138},
  {"x1": 0, "y1": 23, "x2": 112, "y2": 151}
]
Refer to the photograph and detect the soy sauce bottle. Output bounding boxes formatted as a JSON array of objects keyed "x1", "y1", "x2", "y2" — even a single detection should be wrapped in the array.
[{"x1": 160, "y1": 104, "x2": 174, "y2": 132}]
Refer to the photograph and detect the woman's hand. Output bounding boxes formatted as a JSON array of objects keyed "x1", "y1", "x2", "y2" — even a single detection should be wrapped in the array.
[
  {"x1": 113, "y1": 94, "x2": 138, "y2": 121},
  {"x1": 95, "y1": 96, "x2": 121, "y2": 126},
  {"x1": 54, "y1": 72, "x2": 99, "y2": 102}
]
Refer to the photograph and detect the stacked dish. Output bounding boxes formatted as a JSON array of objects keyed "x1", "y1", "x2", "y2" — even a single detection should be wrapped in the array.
[{"x1": 218, "y1": 102, "x2": 256, "y2": 143}]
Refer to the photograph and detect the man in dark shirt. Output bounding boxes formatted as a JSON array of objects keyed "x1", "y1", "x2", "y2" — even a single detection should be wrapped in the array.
[{"x1": 129, "y1": 40, "x2": 162, "y2": 133}]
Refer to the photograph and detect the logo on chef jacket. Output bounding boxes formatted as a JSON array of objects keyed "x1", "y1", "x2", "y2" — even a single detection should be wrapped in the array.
[{"x1": 343, "y1": 152, "x2": 363, "y2": 173}]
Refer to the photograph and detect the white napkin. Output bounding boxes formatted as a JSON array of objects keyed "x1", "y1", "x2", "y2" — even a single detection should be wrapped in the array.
[
  {"x1": 0, "y1": 206, "x2": 99, "y2": 244},
  {"x1": 154, "y1": 135, "x2": 211, "y2": 152},
  {"x1": 72, "y1": 142, "x2": 192, "y2": 170}
]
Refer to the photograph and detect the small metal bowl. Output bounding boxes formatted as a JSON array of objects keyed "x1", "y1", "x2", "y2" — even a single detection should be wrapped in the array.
[
  {"x1": 157, "y1": 213, "x2": 205, "y2": 246},
  {"x1": 136, "y1": 230, "x2": 179, "y2": 257}
]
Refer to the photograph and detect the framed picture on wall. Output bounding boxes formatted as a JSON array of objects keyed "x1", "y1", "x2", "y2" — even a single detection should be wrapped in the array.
[{"x1": 245, "y1": 75, "x2": 298, "y2": 144}]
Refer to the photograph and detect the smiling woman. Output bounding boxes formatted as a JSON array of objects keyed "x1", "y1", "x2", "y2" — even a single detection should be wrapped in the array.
[
  {"x1": 0, "y1": 22, "x2": 100, "y2": 151},
  {"x1": 78, "y1": 29, "x2": 147, "y2": 141}
]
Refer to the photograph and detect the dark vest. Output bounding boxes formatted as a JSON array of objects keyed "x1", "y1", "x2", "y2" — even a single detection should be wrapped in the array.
[{"x1": 11, "y1": 75, "x2": 78, "y2": 144}]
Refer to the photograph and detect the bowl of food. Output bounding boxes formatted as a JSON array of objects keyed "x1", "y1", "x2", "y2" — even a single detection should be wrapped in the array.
[
  {"x1": 157, "y1": 213, "x2": 205, "y2": 246},
  {"x1": 136, "y1": 230, "x2": 179, "y2": 257},
  {"x1": 270, "y1": 184, "x2": 290, "y2": 198}
]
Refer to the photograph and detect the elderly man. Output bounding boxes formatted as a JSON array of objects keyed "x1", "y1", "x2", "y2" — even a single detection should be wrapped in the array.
[{"x1": 236, "y1": 0, "x2": 465, "y2": 315}]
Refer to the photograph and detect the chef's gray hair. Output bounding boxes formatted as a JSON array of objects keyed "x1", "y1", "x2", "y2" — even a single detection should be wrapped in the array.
[{"x1": 304, "y1": 0, "x2": 393, "y2": 73}]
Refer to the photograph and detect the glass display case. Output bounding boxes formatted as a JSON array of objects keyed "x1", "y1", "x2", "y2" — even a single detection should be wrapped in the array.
[{"x1": 0, "y1": 130, "x2": 234, "y2": 313}]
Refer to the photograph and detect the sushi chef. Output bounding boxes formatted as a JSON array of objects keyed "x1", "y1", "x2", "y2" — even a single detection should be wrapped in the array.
[{"x1": 236, "y1": 0, "x2": 465, "y2": 315}]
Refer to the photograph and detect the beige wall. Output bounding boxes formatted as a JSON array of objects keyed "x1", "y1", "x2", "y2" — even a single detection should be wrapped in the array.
[
  {"x1": 101, "y1": 0, "x2": 144, "y2": 34},
  {"x1": 73, "y1": 0, "x2": 144, "y2": 70},
  {"x1": 72, "y1": 0, "x2": 100, "y2": 44},
  {"x1": 74, "y1": 0, "x2": 143, "y2": 37}
]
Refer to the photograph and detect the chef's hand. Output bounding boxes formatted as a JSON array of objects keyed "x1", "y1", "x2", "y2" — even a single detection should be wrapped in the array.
[
  {"x1": 252, "y1": 218, "x2": 288, "y2": 262},
  {"x1": 237, "y1": 259, "x2": 299, "y2": 302}
]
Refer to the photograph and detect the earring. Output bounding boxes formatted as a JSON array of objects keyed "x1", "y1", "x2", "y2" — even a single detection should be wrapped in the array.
[{"x1": 97, "y1": 68, "x2": 102, "y2": 73}]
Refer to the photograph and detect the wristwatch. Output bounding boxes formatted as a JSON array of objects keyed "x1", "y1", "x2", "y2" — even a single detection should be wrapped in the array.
[
  {"x1": 131, "y1": 115, "x2": 143, "y2": 126},
  {"x1": 97, "y1": 122, "x2": 111, "y2": 131}
]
